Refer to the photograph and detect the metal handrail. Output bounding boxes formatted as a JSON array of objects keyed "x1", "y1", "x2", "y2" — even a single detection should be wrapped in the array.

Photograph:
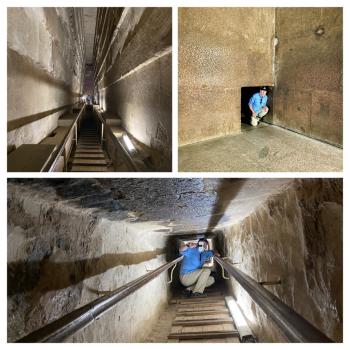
[
  {"x1": 214, "y1": 256, "x2": 333, "y2": 343},
  {"x1": 42, "y1": 103, "x2": 86, "y2": 172},
  {"x1": 17, "y1": 256, "x2": 183, "y2": 343}
]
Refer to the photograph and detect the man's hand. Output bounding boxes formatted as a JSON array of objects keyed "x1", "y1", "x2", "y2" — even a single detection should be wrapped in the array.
[
  {"x1": 252, "y1": 112, "x2": 257, "y2": 117},
  {"x1": 189, "y1": 242, "x2": 197, "y2": 248},
  {"x1": 264, "y1": 106, "x2": 268, "y2": 112},
  {"x1": 214, "y1": 250, "x2": 220, "y2": 257}
]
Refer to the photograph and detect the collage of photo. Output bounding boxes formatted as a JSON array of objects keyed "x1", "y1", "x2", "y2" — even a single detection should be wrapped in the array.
[{"x1": 5, "y1": 3, "x2": 344, "y2": 345}]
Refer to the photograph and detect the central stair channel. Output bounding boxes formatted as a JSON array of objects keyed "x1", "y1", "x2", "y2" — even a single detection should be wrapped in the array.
[
  {"x1": 146, "y1": 286, "x2": 240, "y2": 343},
  {"x1": 168, "y1": 291, "x2": 239, "y2": 342},
  {"x1": 69, "y1": 110, "x2": 111, "y2": 172}
]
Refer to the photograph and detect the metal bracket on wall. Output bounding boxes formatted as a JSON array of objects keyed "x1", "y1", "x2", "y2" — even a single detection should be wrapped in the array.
[{"x1": 258, "y1": 279, "x2": 282, "y2": 286}]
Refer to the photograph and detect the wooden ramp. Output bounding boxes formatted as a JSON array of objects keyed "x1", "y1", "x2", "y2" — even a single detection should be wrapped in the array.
[
  {"x1": 167, "y1": 291, "x2": 239, "y2": 343},
  {"x1": 69, "y1": 117, "x2": 113, "y2": 172}
]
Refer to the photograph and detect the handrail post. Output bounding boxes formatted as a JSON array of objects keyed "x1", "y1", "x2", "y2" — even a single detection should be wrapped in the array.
[{"x1": 214, "y1": 256, "x2": 333, "y2": 343}]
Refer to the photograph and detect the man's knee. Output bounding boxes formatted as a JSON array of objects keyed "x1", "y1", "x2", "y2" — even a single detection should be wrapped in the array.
[
  {"x1": 207, "y1": 276, "x2": 215, "y2": 286},
  {"x1": 259, "y1": 107, "x2": 269, "y2": 117},
  {"x1": 201, "y1": 268, "x2": 211, "y2": 276}
]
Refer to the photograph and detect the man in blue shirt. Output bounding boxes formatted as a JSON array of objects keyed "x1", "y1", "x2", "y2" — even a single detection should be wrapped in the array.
[
  {"x1": 248, "y1": 86, "x2": 269, "y2": 126},
  {"x1": 179, "y1": 238, "x2": 219, "y2": 296}
]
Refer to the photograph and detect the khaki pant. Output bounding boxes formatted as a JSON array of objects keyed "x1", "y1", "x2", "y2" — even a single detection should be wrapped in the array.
[
  {"x1": 180, "y1": 268, "x2": 215, "y2": 294},
  {"x1": 251, "y1": 107, "x2": 269, "y2": 126}
]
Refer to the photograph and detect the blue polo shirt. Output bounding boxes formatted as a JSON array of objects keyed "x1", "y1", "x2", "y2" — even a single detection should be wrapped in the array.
[
  {"x1": 180, "y1": 247, "x2": 214, "y2": 275},
  {"x1": 249, "y1": 93, "x2": 268, "y2": 113}
]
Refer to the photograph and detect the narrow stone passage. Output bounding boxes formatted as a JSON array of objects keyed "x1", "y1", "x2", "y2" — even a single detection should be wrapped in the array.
[
  {"x1": 7, "y1": 8, "x2": 172, "y2": 172},
  {"x1": 7, "y1": 178, "x2": 343, "y2": 343}
]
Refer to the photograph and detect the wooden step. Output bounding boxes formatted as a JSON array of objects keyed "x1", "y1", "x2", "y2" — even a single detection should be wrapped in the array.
[
  {"x1": 76, "y1": 147, "x2": 103, "y2": 153},
  {"x1": 73, "y1": 153, "x2": 105, "y2": 159},
  {"x1": 71, "y1": 165, "x2": 108, "y2": 172},
  {"x1": 175, "y1": 310, "x2": 230, "y2": 316},
  {"x1": 171, "y1": 293, "x2": 223, "y2": 303},
  {"x1": 176, "y1": 299, "x2": 225, "y2": 305},
  {"x1": 173, "y1": 318, "x2": 233, "y2": 326},
  {"x1": 75, "y1": 149, "x2": 104, "y2": 154},
  {"x1": 177, "y1": 307, "x2": 228, "y2": 313},
  {"x1": 180, "y1": 336, "x2": 240, "y2": 343},
  {"x1": 71, "y1": 159, "x2": 107, "y2": 165},
  {"x1": 175, "y1": 313, "x2": 232, "y2": 321},
  {"x1": 77, "y1": 143, "x2": 101, "y2": 149},
  {"x1": 79, "y1": 137, "x2": 99, "y2": 140},
  {"x1": 175, "y1": 303, "x2": 226, "y2": 310},
  {"x1": 78, "y1": 143, "x2": 100, "y2": 147},
  {"x1": 168, "y1": 326, "x2": 238, "y2": 340}
]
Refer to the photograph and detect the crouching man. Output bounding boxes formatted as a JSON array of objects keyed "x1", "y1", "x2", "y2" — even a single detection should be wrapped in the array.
[
  {"x1": 248, "y1": 86, "x2": 269, "y2": 126},
  {"x1": 179, "y1": 238, "x2": 220, "y2": 297}
]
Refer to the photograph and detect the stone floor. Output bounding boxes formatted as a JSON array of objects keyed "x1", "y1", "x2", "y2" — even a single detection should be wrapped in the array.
[{"x1": 179, "y1": 123, "x2": 343, "y2": 172}]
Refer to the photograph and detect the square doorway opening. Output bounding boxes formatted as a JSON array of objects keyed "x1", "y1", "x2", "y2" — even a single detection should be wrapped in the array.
[{"x1": 241, "y1": 86, "x2": 273, "y2": 127}]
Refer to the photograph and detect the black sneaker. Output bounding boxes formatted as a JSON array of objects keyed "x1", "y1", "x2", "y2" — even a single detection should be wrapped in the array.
[
  {"x1": 182, "y1": 289, "x2": 192, "y2": 297},
  {"x1": 191, "y1": 292, "x2": 205, "y2": 297}
]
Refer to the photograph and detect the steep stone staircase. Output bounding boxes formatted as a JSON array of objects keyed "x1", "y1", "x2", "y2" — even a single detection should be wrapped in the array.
[{"x1": 68, "y1": 111, "x2": 113, "y2": 172}]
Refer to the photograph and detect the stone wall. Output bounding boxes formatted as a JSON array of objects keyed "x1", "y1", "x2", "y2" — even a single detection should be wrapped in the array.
[
  {"x1": 220, "y1": 179, "x2": 342, "y2": 342},
  {"x1": 179, "y1": 8, "x2": 343, "y2": 148},
  {"x1": 178, "y1": 8, "x2": 275, "y2": 145},
  {"x1": 273, "y1": 8, "x2": 343, "y2": 147},
  {"x1": 7, "y1": 8, "x2": 85, "y2": 150},
  {"x1": 7, "y1": 179, "x2": 342, "y2": 342},
  {"x1": 96, "y1": 8, "x2": 172, "y2": 171},
  {"x1": 7, "y1": 181, "x2": 170, "y2": 342}
]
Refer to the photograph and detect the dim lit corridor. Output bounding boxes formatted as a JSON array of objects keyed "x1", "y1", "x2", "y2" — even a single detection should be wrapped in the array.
[
  {"x1": 7, "y1": 179, "x2": 342, "y2": 342},
  {"x1": 7, "y1": 8, "x2": 172, "y2": 172}
]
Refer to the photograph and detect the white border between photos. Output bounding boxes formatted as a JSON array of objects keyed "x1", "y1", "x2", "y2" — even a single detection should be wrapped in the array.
[{"x1": 0, "y1": 1, "x2": 348, "y2": 350}]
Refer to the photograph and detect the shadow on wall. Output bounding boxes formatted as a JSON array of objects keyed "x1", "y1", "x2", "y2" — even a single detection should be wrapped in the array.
[
  {"x1": 7, "y1": 249, "x2": 165, "y2": 296},
  {"x1": 206, "y1": 179, "x2": 247, "y2": 232}
]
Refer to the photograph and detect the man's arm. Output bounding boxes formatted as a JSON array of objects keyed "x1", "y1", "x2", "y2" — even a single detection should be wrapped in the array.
[
  {"x1": 179, "y1": 241, "x2": 188, "y2": 252},
  {"x1": 249, "y1": 103, "x2": 257, "y2": 117}
]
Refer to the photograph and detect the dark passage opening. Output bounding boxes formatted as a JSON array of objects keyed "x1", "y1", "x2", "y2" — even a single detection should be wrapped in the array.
[
  {"x1": 241, "y1": 86, "x2": 273, "y2": 127},
  {"x1": 167, "y1": 232, "x2": 227, "y2": 296}
]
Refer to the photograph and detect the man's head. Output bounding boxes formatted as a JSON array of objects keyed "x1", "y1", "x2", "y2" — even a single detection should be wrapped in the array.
[
  {"x1": 197, "y1": 238, "x2": 209, "y2": 252},
  {"x1": 259, "y1": 86, "x2": 268, "y2": 96}
]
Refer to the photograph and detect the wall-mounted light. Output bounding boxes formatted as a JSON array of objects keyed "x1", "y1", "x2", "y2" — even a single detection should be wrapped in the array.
[
  {"x1": 225, "y1": 296, "x2": 256, "y2": 342},
  {"x1": 123, "y1": 134, "x2": 136, "y2": 153}
]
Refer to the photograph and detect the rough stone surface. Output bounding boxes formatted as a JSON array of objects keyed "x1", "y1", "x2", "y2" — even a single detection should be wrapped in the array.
[
  {"x1": 273, "y1": 8, "x2": 343, "y2": 147},
  {"x1": 96, "y1": 8, "x2": 172, "y2": 171},
  {"x1": 178, "y1": 8, "x2": 275, "y2": 145},
  {"x1": 7, "y1": 8, "x2": 85, "y2": 148},
  {"x1": 179, "y1": 123, "x2": 343, "y2": 172},
  {"x1": 7, "y1": 179, "x2": 342, "y2": 342},
  {"x1": 7, "y1": 181, "x2": 170, "y2": 342},
  {"x1": 220, "y1": 179, "x2": 342, "y2": 342},
  {"x1": 179, "y1": 7, "x2": 342, "y2": 150}
]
